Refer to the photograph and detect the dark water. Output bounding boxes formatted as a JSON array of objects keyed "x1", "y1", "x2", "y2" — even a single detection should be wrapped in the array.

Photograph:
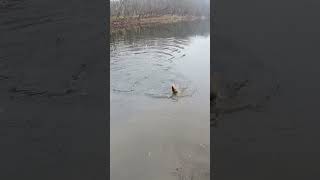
[
  {"x1": 213, "y1": 0, "x2": 320, "y2": 179},
  {"x1": 0, "y1": 0, "x2": 107, "y2": 179},
  {"x1": 111, "y1": 21, "x2": 210, "y2": 180}
]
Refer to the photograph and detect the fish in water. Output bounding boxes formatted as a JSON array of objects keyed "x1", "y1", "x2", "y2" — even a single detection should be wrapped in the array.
[{"x1": 171, "y1": 84, "x2": 178, "y2": 94}]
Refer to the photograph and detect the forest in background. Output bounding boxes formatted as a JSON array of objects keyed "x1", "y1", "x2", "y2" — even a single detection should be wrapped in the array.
[{"x1": 110, "y1": 0, "x2": 210, "y2": 18}]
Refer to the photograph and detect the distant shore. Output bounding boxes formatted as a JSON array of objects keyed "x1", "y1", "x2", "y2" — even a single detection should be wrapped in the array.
[{"x1": 110, "y1": 15, "x2": 207, "y2": 31}]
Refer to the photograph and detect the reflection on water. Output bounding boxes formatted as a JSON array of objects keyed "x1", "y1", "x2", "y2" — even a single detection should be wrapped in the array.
[
  {"x1": 111, "y1": 21, "x2": 209, "y2": 99},
  {"x1": 111, "y1": 20, "x2": 210, "y2": 180}
]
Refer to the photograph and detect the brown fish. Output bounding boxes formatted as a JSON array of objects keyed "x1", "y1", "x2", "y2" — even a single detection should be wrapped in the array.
[{"x1": 171, "y1": 84, "x2": 178, "y2": 94}]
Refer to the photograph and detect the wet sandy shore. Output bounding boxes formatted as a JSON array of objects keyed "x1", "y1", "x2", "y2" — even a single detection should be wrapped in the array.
[
  {"x1": 213, "y1": 0, "x2": 320, "y2": 179},
  {"x1": 0, "y1": 0, "x2": 108, "y2": 179}
]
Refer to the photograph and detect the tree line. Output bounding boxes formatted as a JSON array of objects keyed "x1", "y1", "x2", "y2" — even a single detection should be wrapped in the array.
[{"x1": 110, "y1": 0, "x2": 210, "y2": 18}]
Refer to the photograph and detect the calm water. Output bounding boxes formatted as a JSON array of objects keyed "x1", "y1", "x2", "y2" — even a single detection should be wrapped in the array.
[
  {"x1": 110, "y1": 21, "x2": 210, "y2": 180},
  {"x1": 214, "y1": 0, "x2": 320, "y2": 179}
]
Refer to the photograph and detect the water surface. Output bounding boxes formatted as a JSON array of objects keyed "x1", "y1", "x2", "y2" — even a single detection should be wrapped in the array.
[
  {"x1": 110, "y1": 21, "x2": 210, "y2": 180},
  {"x1": 213, "y1": 0, "x2": 320, "y2": 179}
]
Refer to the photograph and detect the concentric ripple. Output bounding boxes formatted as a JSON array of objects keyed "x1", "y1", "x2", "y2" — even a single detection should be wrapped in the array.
[{"x1": 111, "y1": 36, "x2": 196, "y2": 99}]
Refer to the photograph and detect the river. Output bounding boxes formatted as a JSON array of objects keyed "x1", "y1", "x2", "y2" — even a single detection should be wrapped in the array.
[{"x1": 110, "y1": 20, "x2": 210, "y2": 180}]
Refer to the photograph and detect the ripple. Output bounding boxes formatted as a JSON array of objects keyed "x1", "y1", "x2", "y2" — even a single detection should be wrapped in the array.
[{"x1": 111, "y1": 37, "x2": 195, "y2": 99}]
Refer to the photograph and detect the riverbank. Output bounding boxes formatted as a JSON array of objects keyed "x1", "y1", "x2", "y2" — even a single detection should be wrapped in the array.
[{"x1": 111, "y1": 15, "x2": 206, "y2": 31}]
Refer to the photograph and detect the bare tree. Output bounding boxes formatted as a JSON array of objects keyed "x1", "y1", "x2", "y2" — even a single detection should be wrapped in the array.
[{"x1": 110, "y1": 0, "x2": 209, "y2": 18}]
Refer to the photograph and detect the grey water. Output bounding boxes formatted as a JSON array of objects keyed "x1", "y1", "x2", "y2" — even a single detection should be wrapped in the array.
[
  {"x1": 110, "y1": 20, "x2": 210, "y2": 180},
  {"x1": 214, "y1": 0, "x2": 320, "y2": 179}
]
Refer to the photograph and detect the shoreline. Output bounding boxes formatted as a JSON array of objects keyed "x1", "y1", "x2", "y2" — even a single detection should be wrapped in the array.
[{"x1": 110, "y1": 15, "x2": 207, "y2": 32}]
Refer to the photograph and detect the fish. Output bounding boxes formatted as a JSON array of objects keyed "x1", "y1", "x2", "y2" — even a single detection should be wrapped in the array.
[{"x1": 171, "y1": 84, "x2": 178, "y2": 94}]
